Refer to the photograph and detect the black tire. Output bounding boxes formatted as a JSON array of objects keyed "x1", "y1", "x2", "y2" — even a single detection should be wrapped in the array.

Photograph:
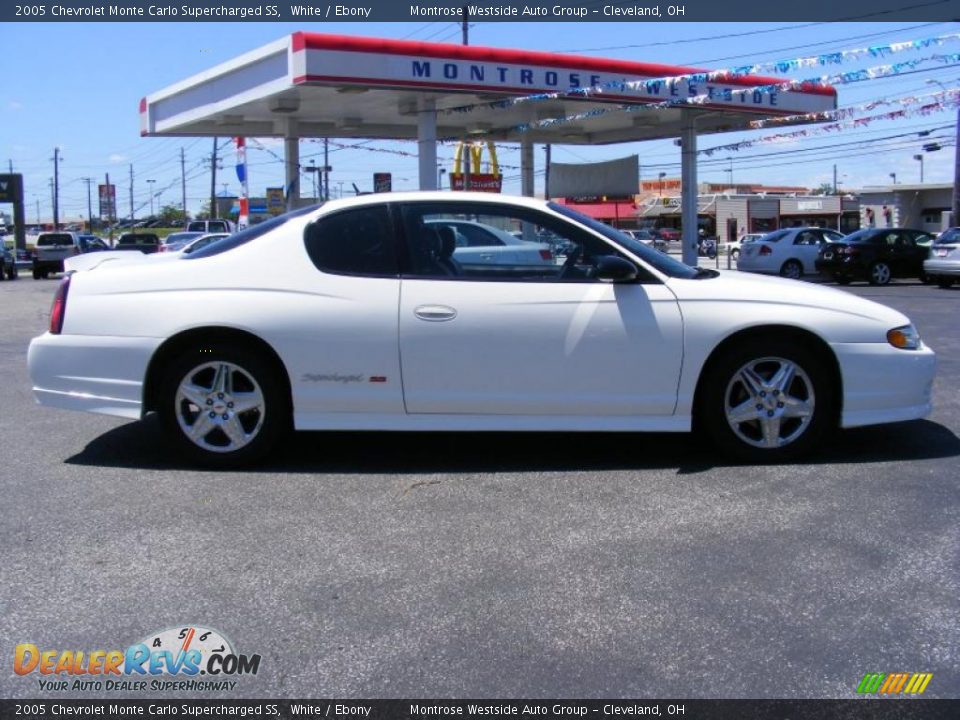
[
  {"x1": 157, "y1": 343, "x2": 290, "y2": 467},
  {"x1": 919, "y1": 271, "x2": 931, "y2": 284},
  {"x1": 868, "y1": 261, "x2": 892, "y2": 286},
  {"x1": 32, "y1": 268, "x2": 41, "y2": 280},
  {"x1": 8, "y1": 264, "x2": 17, "y2": 279},
  {"x1": 832, "y1": 274, "x2": 852, "y2": 285},
  {"x1": 937, "y1": 277, "x2": 956, "y2": 289},
  {"x1": 699, "y1": 337, "x2": 836, "y2": 463},
  {"x1": 779, "y1": 259, "x2": 803, "y2": 280}
]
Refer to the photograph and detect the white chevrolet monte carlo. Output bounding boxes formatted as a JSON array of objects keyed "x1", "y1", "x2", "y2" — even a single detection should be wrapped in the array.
[{"x1": 28, "y1": 192, "x2": 936, "y2": 467}]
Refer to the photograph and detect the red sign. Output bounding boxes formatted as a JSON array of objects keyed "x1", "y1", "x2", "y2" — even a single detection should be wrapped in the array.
[
  {"x1": 449, "y1": 173, "x2": 502, "y2": 193},
  {"x1": 373, "y1": 173, "x2": 392, "y2": 193},
  {"x1": 98, "y1": 184, "x2": 116, "y2": 219}
]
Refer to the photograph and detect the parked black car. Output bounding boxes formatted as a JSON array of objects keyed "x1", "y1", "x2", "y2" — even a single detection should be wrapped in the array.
[
  {"x1": 815, "y1": 227, "x2": 935, "y2": 285},
  {"x1": 116, "y1": 233, "x2": 162, "y2": 254},
  {"x1": 1, "y1": 244, "x2": 18, "y2": 280}
]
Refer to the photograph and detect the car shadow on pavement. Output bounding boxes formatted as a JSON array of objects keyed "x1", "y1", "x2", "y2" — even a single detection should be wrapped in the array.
[{"x1": 65, "y1": 414, "x2": 960, "y2": 474}]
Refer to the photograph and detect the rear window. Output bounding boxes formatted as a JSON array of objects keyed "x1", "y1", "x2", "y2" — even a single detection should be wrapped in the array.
[
  {"x1": 38, "y1": 234, "x2": 74, "y2": 246},
  {"x1": 935, "y1": 228, "x2": 960, "y2": 244},
  {"x1": 304, "y1": 206, "x2": 398, "y2": 276},
  {"x1": 841, "y1": 229, "x2": 879, "y2": 244},
  {"x1": 118, "y1": 234, "x2": 159, "y2": 245},
  {"x1": 759, "y1": 230, "x2": 789, "y2": 243},
  {"x1": 184, "y1": 205, "x2": 317, "y2": 260}
]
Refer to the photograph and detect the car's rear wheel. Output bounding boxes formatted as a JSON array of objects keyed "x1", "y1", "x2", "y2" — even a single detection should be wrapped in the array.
[
  {"x1": 868, "y1": 261, "x2": 892, "y2": 285},
  {"x1": 937, "y1": 277, "x2": 956, "y2": 288},
  {"x1": 8, "y1": 264, "x2": 17, "y2": 279},
  {"x1": 779, "y1": 259, "x2": 803, "y2": 280},
  {"x1": 158, "y1": 343, "x2": 289, "y2": 467},
  {"x1": 701, "y1": 339, "x2": 835, "y2": 462},
  {"x1": 32, "y1": 268, "x2": 41, "y2": 280}
]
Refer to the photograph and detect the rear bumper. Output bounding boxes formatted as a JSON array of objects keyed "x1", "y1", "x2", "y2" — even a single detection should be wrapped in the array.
[
  {"x1": 923, "y1": 259, "x2": 960, "y2": 277},
  {"x1": 33, "y1": 258, "x2": 66, "y2": 273},
  {"x1": 832, "y1": 341, "x2": 937, "y2": 428},
  {"x1": 28, "y1": 333, "x2": 162, "y2": 419}
]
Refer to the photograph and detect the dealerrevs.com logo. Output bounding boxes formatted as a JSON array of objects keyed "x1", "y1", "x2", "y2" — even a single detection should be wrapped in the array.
[
  {"x1": 15, "y1": 626, "x2": 261, "y2": 692},
  {"x1": 856, "y1": 672, "x2": 934, "y2": 695}
]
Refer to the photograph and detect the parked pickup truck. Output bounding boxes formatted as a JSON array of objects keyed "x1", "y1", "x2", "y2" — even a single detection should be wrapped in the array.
[
  {"x1": 116, "y1": 233, "x2": 161, "y2": 254},
  {"x1": 32, "y1": 232, "x2": 108, "y2": 279}
]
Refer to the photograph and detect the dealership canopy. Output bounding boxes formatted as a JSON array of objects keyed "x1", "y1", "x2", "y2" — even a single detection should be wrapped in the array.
[{"x1": 141, "y1": 32, "x2": 837, "y2": 264}]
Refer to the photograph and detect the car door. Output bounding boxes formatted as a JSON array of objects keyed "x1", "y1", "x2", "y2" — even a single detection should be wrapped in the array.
[
  {"x1": 289, "y1": 204, "x2": 405, "y2": 417},
  {"x1": 396, "y1": 201, "x2": 684, "y2": 417},
  {"x1": 791, "y1": 230, "x2": 822, "y2": 273}
]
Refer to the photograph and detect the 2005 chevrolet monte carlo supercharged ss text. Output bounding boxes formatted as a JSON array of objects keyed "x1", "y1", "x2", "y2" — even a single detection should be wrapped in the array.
[{"x1": 27, "y1": 192, "x2": 936, "y2": 467}]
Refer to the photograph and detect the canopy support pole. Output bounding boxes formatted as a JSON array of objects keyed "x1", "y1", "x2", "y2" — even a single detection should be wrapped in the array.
[
  {"x1": 521, "y1": 137, "x2": 535, "y2": 197},
  {"x1": 284, "y1": 124, "x2": 300, "y2": 211},
  {"x1": 418, "y1": 99, "x2": 438, "y2": 191},
  {"x1": 680, "y1": 112, "x2": 699, "y2": 267}
]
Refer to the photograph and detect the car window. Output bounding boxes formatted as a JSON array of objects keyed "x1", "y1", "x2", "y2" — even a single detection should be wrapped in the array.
[
  {"x1": 898, "y1": 234, "x2": 916, "y2": 248},
  {"x1": 794, "y1": 231, "x2": 819, "y2": 246},
  {"x1": 913, "y1": 232, "x2": 934, "y2": 246},
  {"x1": 935, "y1": 228, "x2": 960, "y2": 244},
  {"x1": 760, "y1": 230, "x2": 790, "y2": 243},
  {"x1": 186, "y1": 205, "x2": 316, "y2": 260},
  {"x1": 432, "y1": 221, "x2": 505, "y2": 247},
  {"x1": 400, "y1": 202, "x2": 655, "y2": 283},
  {"x1": 304, "y1": 205, "x2": 398, "y2": 277},
  {"x1": 822, "y1": 230, "x2": 844, "y2": 242}
]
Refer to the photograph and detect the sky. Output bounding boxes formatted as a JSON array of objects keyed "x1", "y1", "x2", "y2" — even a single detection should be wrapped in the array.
[{"x1": 1, "y1": 19, "x2": 958, "y2": 222}]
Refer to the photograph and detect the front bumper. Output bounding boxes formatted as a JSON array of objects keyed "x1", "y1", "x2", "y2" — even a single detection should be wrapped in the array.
[
  {"x1": 28, "y1": 333, "x2": 162, "y2": 419},
  {"x1": 815, "y1": 256, "x2": 866, "y2": 278},
  {"x1": 833, "y1": 341, "x2": 937, "y2": 428}
]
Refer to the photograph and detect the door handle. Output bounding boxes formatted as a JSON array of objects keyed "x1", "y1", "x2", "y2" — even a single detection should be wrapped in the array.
[{"x1": 414, "y1": 305, "x2": 458, "y2": 322}]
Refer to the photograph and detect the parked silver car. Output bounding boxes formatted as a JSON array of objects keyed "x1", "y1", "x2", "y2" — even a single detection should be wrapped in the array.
[{"x1": 924, "y1": 227, "x2": 960, "y2": 288}]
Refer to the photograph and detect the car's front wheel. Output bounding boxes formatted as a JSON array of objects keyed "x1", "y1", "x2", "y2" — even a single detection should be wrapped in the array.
[
  {"x1": 158, "y1": 344, "x2": 289, "y2": 467},
  {"x1": 701, "y1": 339, "x2": 835, "y2": 462},
  {"x1": 7, "y1": 263, "x2": 17, "y2": 279},
  {"x1": 869, "y1": 261, "x2": 892, "y2": 285}
]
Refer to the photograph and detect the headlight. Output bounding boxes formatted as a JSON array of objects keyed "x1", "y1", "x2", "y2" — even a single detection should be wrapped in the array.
[{"x1": 887, "y1": 324, "x2": 921, "y2": 350}]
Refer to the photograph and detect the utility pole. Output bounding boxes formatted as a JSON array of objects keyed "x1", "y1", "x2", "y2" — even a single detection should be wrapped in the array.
[
  {"x1": 544, "y1": 144, "x2": 552, "y2": 199},
  {"x1": 210, "y1": 137, "x2": 219, "y2": 219},
  {"x1": 833, "y1": 164, "x2": 837, "y2": 194},
  {"x1": 48, "y1": 179, "x2": 54, "y2": 229},
  {"x1": 129, "y1": 164, "x2": 135, "y2": 223},
  {"x1": 323, "y1": 138, "x2": 330, "y2": 201},
  {"x1": 180, "y1": 147, "x2": 187, "y2": 220},
  {"x1": 105, "y1": 172, "x2": 114, "y2": 244},
  {"x1": 461, "y1": 5, "x2": 469, "y2": 45},
  {"x1": 35, "y1": 197, "x2": 40, "y2": 225},
  {"x1": 7, "y1": 159, "x2": 12, "y2": 174},
  {"x1": 953, "y1": 115, "x2": 960, "y2": 225},
  {"x1": 51, "y1": 147, "x2": 62, "y2": 230},
  {"x1": 82, "y1": 177, "x2": 94, "y2": 232}
]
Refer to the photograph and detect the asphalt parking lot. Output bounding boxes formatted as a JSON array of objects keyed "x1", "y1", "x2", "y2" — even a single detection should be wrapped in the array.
[{"x1": 0, "y1": 275, "x2": 957, "y2": 700}]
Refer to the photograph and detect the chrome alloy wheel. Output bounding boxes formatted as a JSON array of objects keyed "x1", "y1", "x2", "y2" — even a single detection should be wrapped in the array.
[
  {"x1": 175, "y1": 361, "x2": 265, "y2": 453},
  {"x1": 871, "y1": 262, "x2": 891, "y2": 285},
  {"x1": 724, "y1": 357, "x2": 815, "y2": 449}
]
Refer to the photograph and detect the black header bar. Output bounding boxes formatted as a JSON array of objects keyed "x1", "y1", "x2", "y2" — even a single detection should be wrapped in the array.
[{"x1": 2, "y1": 0, "x2": 956, "y2": 23}]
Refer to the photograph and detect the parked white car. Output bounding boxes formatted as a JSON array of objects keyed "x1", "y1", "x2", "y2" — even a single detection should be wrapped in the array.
[
  {"x1": 425, "y1": 218, "x2": 554, "y2": 267},
  {"x1": 28, "y1": 192, "x2": 935, "y2": 467},
  {"x1": 738, "y1": 227, "x2": 845, "y2": 279},
  {"x1": 725, "y1": 232, "x2": 764, "y2": 260}
]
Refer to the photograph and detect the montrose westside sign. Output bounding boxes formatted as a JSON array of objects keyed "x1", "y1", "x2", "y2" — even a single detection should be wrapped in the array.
[{"x1": 291, "y1": 35, "x2": 835, "y2": 116}]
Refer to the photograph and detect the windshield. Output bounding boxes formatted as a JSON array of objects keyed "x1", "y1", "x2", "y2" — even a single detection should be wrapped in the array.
[
  {"x1": 548, "y1": 202, "x2": 700, "y2": 279},
  {"x1": 38, "y1": 234, "x2": 73, "y2": 246},
  {"x1": 184, "y1": 204, "x2": 318, "y2": 259}
]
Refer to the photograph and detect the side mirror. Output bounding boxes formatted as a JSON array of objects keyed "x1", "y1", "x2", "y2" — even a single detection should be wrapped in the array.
[{"x1": 595, "y1": 255, "x2": 638, "y2": 282}]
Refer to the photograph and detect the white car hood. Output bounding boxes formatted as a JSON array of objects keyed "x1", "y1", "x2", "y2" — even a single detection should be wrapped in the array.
[{"x1": 667, "y1": 270, "x2": 910, "y2": 327}]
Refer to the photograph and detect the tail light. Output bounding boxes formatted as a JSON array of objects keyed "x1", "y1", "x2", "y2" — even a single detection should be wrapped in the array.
[
  {"x1": 49, "y1": 276, "x2": 70, "y2": 335},
  {"x1": 758, "y1": 245, "x2": 773, "y2": 256},
  {"x1": 539, "y1": 249, "x2": 553, "y2": 261}
]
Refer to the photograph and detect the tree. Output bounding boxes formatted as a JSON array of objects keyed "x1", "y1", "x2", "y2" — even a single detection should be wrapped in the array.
[
  {"x1": 812, "y1": 183, "x2": 838, "y2": 196},
  {"x1": 158, "y1": 204, "x2": 187, "y2": 226},
  {"x1": 194, "y1": 201, "x2": 213, "y2": 220}
]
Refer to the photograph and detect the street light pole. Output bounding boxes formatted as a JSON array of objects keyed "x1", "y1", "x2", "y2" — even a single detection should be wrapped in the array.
[
  {"x1": 913, "y1": 154, "x2": 924, "y2": 183},
  {"x1": 437, "y1": 166, "x2": 446, "y2": 189},
  {"x1": 658, "y1": 172, "x2": 666, "y2": 196},
  {"x1": 889, "y1": 172, "x2": 897, "y2": 185}
]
